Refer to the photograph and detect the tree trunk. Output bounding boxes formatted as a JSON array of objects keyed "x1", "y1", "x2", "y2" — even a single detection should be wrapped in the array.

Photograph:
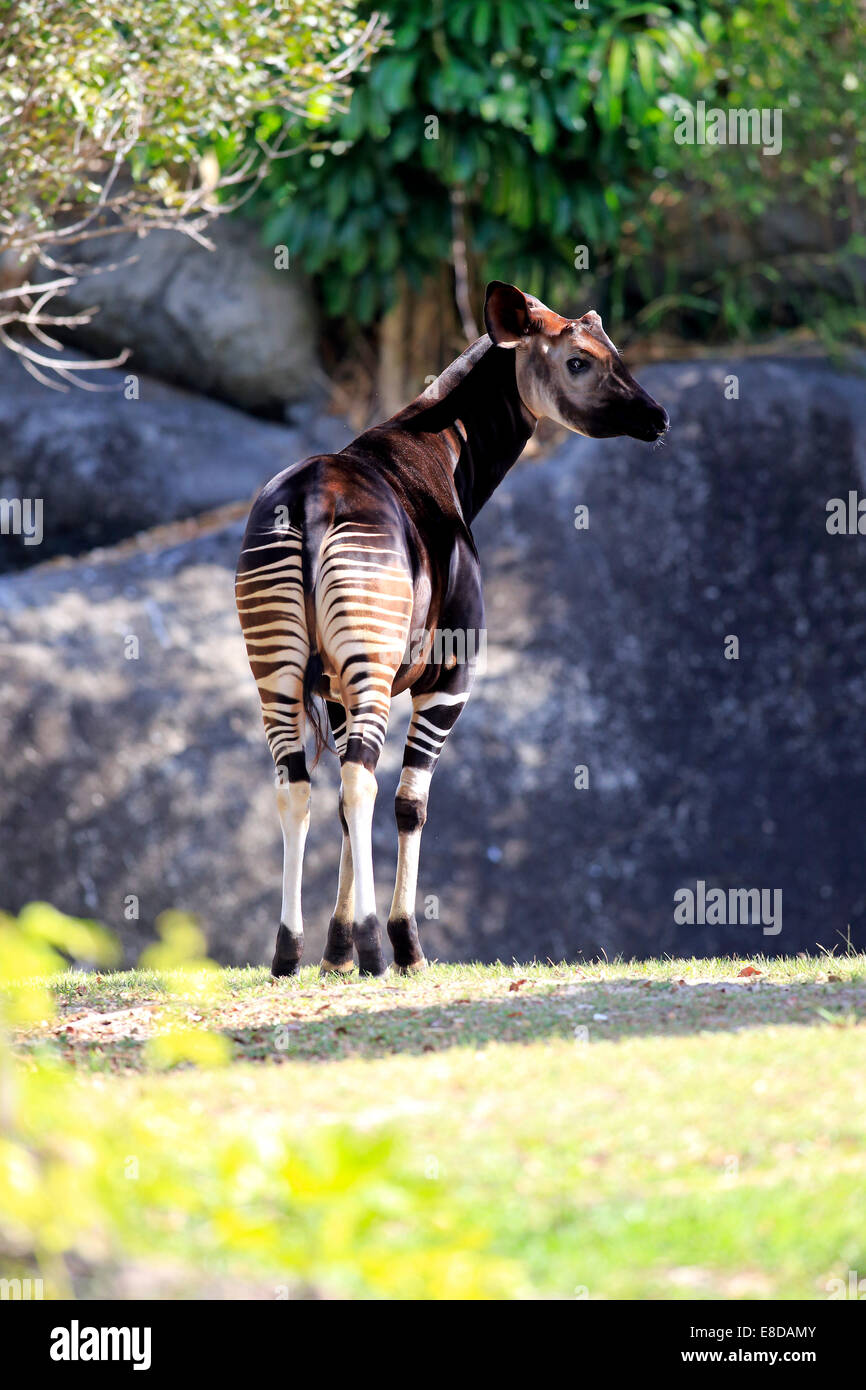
[
  {"x1": 376, "y1": 273, "x2": 411, "y2": 418},
  {"x1": 376, "y1": 270, "x2": 463, "y2": 418}
]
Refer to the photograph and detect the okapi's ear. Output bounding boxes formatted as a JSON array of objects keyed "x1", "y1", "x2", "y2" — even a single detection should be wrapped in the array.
[{"x1": 484, "y1": 281, "x2": 539, "y2": 348}]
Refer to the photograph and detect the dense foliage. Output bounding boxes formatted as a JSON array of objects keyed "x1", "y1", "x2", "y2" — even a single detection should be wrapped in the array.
[{"x1": 254, "y1": 0, "x2": 866, "y2": 341}]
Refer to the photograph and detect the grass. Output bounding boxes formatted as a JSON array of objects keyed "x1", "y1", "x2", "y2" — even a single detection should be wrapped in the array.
[{"x1": 8, "y1": 954, "x2": 866, "y2": 1299}]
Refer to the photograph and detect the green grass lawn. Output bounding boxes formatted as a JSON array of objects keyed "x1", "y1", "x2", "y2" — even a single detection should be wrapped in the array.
[{"x1": 7, "y1": 955, "x2": 866, "y2": 1299}]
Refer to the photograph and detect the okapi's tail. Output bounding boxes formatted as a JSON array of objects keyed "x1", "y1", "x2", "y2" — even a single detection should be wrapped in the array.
[{"x1": 303, "y1": 649, "x2": 330, "y2": 767}]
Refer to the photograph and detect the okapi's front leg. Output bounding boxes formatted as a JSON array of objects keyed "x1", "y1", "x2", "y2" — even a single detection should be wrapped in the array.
[{"x1": 388, "y1": 688, "x2": 470, "y2": 972}]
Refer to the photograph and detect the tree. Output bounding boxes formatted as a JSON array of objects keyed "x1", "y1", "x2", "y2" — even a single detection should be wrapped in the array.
[
  {"x1": 255, "y1": 2, "x2": 709, "y2": 361},
  {"x1": 0, "y1": 0, "x2": 386, "y2": 386},
  {"x1": 252, "y1": 0, "x2": 865, "y2": 409}
]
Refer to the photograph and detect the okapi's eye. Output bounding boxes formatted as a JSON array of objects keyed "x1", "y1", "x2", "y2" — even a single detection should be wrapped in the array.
[{"x1": 566, "y1": 357, "x2": 589, "y2": 375}]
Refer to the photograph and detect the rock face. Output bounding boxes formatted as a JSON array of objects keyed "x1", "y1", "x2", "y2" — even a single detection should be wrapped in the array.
[
  {"x1": 1, "y1": 355, "x2": 865, "y2": 964},
  {"x1": 42, "y1": 217, "x2": 319, "y2": 412},
  {"x1": 448, "y1": 355, "x2": 866, "y2": 963},
  {"x1": 0, "y1": 352, "x2": 351, "y2": 568},
  {"x1": 0, "y1": 520, "x2": 321, "y2": 967}
]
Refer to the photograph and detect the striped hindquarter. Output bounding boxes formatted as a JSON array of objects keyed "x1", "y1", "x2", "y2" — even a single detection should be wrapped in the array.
[
  {"x1": 235, "y1": 523, "x2": 309, "y2": 780},
  {"x1": 315, "y1": 521, "x2": 415, "y2": 975},
  {"x1": 315, "y1": 521, "x2": 414, "y2": 765}
]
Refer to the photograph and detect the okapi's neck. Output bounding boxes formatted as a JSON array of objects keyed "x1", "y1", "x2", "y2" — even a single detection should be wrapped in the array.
[{"x1": 398, "y1": 337, "x2": 536, "y2": 523}]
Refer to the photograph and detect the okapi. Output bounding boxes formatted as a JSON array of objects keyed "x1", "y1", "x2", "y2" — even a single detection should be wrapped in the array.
[{"x1": 236, "y1": 281, "x2": 669, "y2": 977}]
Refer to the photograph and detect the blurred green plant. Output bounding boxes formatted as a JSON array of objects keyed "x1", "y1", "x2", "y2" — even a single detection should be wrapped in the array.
[
  {"x1": 0, "y1": 901, "x2": 119, "y2": 1026},
  {"x1": 655, "y1": 0, "x2": 866, "y2": 341},
  {"x1": 251, "y1": 0, "x2": 865, "y2": 344},
  {"x1": 139, "y1": 910, "x2": 231, "y2": 1068},
  {"x1": 0, "y1": 905, "x2": 517, "y2": 1297}
]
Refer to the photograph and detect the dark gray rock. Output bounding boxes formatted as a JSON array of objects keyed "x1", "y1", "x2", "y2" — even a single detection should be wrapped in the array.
[
  {"x1": 39, "y1": 216, "x2": 319, "y2": 412},
  {"x1": 0, "y1": 351, "x2": 351, "y2": 568},
  {"x1": 455, "y1": 355, "x2": 866, "y2": 962},
  {"x1": 1, "y1": 355, "x2": 865, "y2": 963}
]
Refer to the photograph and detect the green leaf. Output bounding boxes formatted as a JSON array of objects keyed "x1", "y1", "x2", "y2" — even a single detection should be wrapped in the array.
[
  {"x1": 530, "y1": 88, "x2": 555, "y2": 154},
  {"x1": 326, "y1": 171, "x2": 351, "y2": 223},
  {"x1": 498, "y1": 1, "x2": 521, "y2": 53},
  {"x1": 634, "y1": 36, "x2": 656, "y2": 95},
  {"x1": 370, "y1": 54, "x2": 417, "y2": 114},
  {"x1": 608, "y1": 36, "x2": 630, "y2": 97},
  {"x1": 471, "y1": 3, "x2": 493, "y2": 48}
]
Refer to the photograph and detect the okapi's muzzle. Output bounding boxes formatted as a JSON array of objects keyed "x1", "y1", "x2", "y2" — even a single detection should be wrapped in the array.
[{"x1": 620, "y1": 381, "x2": 670, "y2": 443}]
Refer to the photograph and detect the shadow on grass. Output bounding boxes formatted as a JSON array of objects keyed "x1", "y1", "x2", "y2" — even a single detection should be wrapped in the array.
[
  {"x1": 221, "y1": 976, "x2": 866, "y2": 1066},
  {"x1": 34, "y1": 972, "x2": 866, "y2": 1072}
]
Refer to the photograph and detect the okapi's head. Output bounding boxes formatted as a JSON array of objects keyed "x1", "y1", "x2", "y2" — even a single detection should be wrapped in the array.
[{"x1": 484, "y1": 280, "x2": 669, "y2": 443}]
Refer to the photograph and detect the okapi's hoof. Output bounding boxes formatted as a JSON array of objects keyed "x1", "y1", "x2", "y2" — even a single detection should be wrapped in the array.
[
  {"x1": 391, "y1": 957, "x2": 428, "y2": 976},
  {"x1": 271, "y1": 924, "x2": 303, "y2": 978},
  {"x1": 387, "y1": 914, "x2": 426, "y2": 974},
  {"x1": 319, "y1": 957, "x2": 354, "y2": 976},
  {"x1": 320, "y1": 917, "x2": 354, "y2": 976},
  {"x1": 359, "y1": 958, "x2": 388, "y2": 978},
  {"x1": 354, "y1": 913, "x2": 388, "y2": 977},
  {"x1": 271, "y1": 958, "x2": 301, "y2": 979}
]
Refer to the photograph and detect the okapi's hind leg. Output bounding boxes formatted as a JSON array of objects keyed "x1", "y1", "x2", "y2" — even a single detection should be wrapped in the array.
[
  {"x1": 315, "y1": 521, "x2": 414, "y2": 975},
  {"x1": 341, "y1": 759, "x2": 387, "y2": 975},
  {"x1": 321, "y1": 700, "x2": 355, "y2": 975},
  {"x1": 272, "y1": 761, "x2": 311, "y2": 976},
  {"x1": 235, "y1": 522, "x2": 312, "y2": 977}
]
